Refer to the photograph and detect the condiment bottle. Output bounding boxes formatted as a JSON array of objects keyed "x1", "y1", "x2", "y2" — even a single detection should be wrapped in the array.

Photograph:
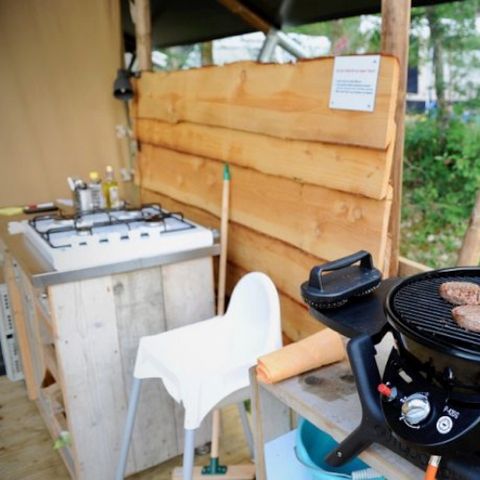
[
  {"x1": 88, "y1": 171, "x2": 105, "y2": 210},
  {"x1": 103, "y1": 165, "x2": 121, "y2": 209},
  {"x1": 74, "y1": 181, "x2": 92, "y2": 213}
]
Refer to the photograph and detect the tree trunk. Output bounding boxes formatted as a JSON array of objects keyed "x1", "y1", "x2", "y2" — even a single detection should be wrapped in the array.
[
  {"x1": 426, "y1": 6, "x2": 449, "y2": 145},
  {"x1": 201, "y1": 41, "x2": 214, "y2": 66}
]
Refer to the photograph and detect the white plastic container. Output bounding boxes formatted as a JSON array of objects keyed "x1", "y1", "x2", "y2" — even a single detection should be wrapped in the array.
[{"x1": 0, "y1": 283, "x2": 23, "y2": 381}]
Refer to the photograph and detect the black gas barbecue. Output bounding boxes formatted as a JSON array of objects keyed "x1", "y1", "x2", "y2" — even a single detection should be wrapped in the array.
[{"x1": 301, "y1": 251, "x2": 480, "y2": 480}]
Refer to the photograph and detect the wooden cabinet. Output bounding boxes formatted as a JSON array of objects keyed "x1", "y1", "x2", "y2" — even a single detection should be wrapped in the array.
[{"x1": 4, "y1": 254, "x2": 216, "y2": 479}]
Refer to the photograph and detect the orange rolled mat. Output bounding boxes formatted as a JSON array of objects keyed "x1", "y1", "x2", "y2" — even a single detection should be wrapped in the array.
[{"x1": 256, "y1": 328, "x2": 346, "y2": 384}]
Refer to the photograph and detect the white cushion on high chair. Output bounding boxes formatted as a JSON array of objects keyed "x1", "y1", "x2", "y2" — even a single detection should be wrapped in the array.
[{"x1": 133, "y1": 272, "x2": 283, "y2": 430}]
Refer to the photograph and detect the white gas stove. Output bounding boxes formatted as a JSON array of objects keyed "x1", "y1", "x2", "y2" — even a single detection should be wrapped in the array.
[{"x1": 19, "y1": 204, "x2": 214, "y2": 271}]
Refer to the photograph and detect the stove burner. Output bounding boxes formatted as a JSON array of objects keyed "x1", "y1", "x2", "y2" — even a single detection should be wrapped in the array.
[{"x1": 144, "y1": 221, "x2": 163, "y2": 227}]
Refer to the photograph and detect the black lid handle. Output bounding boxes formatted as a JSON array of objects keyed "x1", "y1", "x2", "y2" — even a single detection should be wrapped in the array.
[{"x1": 308, "y1": 250, "x2": 374, "y2": 291}]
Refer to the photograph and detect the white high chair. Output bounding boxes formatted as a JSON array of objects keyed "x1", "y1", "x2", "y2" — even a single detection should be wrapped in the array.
[{"x1": 115, "y1": 272, "x2": 282, "y2": 480}]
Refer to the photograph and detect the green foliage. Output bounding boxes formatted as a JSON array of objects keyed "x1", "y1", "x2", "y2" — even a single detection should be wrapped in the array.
[
  {"x1": 288, "y1": 16, "x2": 381, "y2": 55},
  {"x1": 401, "y1": 0, "x2": 480, "y2": 267},
  {"x1": 401, "y1": 115, "x2": 480, "y2": 266}
]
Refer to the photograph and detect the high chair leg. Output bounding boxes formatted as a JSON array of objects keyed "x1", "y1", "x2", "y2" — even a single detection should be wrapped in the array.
[
  {"x1": 115, "y1": 377, "x2": 142, "y2": 480},
  {"x1": 237, "y1": 402, "x2": 254, "y2": 460},
  {"x1": 183, "y1": 428, "x2": 196, "y2": 480}
]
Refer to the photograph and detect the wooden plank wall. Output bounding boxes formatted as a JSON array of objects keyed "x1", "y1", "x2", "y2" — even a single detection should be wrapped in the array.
[{"x1": 134, "y1": 57, "x2": 399, "y2": 341}]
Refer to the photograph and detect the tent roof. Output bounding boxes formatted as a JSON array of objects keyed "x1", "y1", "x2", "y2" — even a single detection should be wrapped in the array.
[{"x1": 122, "y1": 0, "x2": 459, "y2": 51}]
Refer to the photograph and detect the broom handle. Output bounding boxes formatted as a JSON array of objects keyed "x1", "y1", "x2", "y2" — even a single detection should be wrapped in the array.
[
  {"x1": 211, "y1": 164, "x2": 231, "y2": 460},
  {"x1": 216, "y1": 164, "x2": 230, "y2": 316}
]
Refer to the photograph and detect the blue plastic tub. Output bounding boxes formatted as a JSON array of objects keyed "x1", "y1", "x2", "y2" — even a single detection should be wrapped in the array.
[{"x1": 295, "y1": 418, "x2": 385, "y2": 479}]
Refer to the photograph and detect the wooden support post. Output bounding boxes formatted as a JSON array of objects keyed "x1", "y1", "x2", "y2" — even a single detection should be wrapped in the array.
[
  {"x1": 457, "y1": 191, "x2": 480, "y2": 266},
  {"x1": 135, "y1": 0, "x2": 152, "y2": 71},
  {"x1": 381, "y1": 0, "x2": 411, "y2": 276},
  {"x1": 217, "y1": 0, "x2": 270, "y2": 33}
]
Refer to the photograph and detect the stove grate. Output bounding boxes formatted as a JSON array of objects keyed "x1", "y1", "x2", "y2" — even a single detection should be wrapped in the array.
[{"x1": 28, "y1": 204, "x2": 194, "y2": 249}]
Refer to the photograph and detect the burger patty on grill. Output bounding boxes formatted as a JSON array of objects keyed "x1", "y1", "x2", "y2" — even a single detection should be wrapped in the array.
[
  {"x1": 452, "y1": 304, "x2": 480, "y2": 332},
  {"x1": 439, "y1": 281, "x2": 480, "y2": 305}
]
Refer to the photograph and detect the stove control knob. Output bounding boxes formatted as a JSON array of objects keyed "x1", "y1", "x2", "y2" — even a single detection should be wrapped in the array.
[{"x1": 401, "y1": 393, "x2": 431, "y2": 427}]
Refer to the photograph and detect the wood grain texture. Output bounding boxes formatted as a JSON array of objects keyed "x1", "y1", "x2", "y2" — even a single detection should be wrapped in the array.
[
  {"x1": 252, "y1": 340, "x2": 424, "y2": 480},
  {"x1": 17, "y1": 268, "x2": 46, "y2": 395},
  {"x1": 141, "y1": 189, "x2": 324, "y2": 307},
  {"x1": 36, "y1": 393, "x2": 76, "y2": 478},
  {"x1": 457, "y1": 191, "x2": 480, "y2": 266},
  {"x1": 398, "y1": 256, "x2": 431, "y2": 276},
  {"x1": 249, "y1": 367, "x2": 291, "y2": 480},
  {"x1": 226, "y1": 262, "x2": 322, "y2": 342},
  {"x1": 161, "y1": 258, "x2": 215, "y2": 450},
  {"x1": 49, "y1": 276, "x2": 126, "y2": 480},
  {"x1": 381, "y1": 0, "x2": 411, "y2": 275},
  {"x1": 113, "y1": 267, "x2": 178, "y2": 474},
  {"x1": 0, "y1": 377, "x2": 251, "y2": 480},
  {"x1": 0, "y1": 376, "x2": 70, "y2": 480},
  {"x1": 135, "y1": 57, "x2": 399, "y2": 149},
  {"x1": 135, "y1": 0, "x2": 153, "y2": 71},
  {"x1": 137, "y1": 119, "x2": 393, "y2": 200},
  {"x1": 138, "y1": 144, "x2": 392, "y2": 268}
]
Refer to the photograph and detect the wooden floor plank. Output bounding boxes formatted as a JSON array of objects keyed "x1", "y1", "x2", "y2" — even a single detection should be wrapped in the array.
[{"x1": 0, "y1": 377, "x2": 251, "y2": 480}]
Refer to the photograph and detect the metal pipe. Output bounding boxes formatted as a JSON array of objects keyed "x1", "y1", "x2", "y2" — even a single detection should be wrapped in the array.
[
  {"x1": 258, "y1": 28, "x2": 308, "y2": 62},
  {"x1": 183, "y1": 429, "x2": 196, "y2": 480},
  {"x1": 258, "y1": 29, "x2": 279, "y2": 62},
  {"x1": 115, "y1": 377, "x2": 142, "y2": 480},
  {"x1": 277, "y1": 30, "x2": 308, "y2": 59}
]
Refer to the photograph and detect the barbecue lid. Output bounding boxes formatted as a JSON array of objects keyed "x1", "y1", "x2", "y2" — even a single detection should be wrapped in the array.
[
  {"x1": 301, "y1": 250, "x2": 382, "y2": 310},
  {"x1": 385, "y1": 267, "x2": 480, "y2": 362}
]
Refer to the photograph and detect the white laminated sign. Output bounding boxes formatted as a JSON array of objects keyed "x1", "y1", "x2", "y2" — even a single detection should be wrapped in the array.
[{"x1": 329, "y1": 55, "x2": 381, "y2": 112}]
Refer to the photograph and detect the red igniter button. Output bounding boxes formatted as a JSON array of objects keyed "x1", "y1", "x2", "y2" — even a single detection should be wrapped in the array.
[{"x1": 378, "y1": 383, "x2": 395, "y2": 399}]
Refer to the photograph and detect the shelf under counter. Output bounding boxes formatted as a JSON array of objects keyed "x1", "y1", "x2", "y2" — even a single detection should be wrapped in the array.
[{"x1": 1, "y1": 214, "x2": 219, "y2": 480}]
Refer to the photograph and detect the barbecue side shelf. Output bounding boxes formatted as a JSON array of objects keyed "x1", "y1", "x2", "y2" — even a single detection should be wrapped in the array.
[
  {"x1": 2, "y1": 248, "x2": 217, "y2": 480},
  {"x1": 249, "y1": 341, "x2": 424, "y2": 480}
]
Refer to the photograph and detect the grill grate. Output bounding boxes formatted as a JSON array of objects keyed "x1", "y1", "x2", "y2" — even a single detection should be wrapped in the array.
[{"x1": 391, "y1": 274, "x2": 480, "y2": 354}]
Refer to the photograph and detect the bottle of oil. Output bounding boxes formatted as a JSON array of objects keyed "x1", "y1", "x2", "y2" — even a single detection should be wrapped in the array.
[
  {"x1": 103, "y1": 165, "x2": 121, "y2": 209},
  {"x1": 88, "y1": 171, "x2": 105, "y2": 210}
]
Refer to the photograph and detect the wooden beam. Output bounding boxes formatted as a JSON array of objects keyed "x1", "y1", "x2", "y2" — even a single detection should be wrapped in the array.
[
  {"x1": 138, "y1": 144, "x2": 393, "y2": 267},
  {"x1": 226, "y1": 262, "x2": 323, "y2": 342},
  {"x1": 134, "y1": 0, "x2": 152, "y2": 71},
  {"x1": 217, "y1": 0, "x2": 270, "y2": 33},
  {"x1": 398, "y1": 256, "x2": 431, "y2": 277},
  {"x1": 137, "y1": 119, "x2": 394, "y2": 200},
  {"x1": 457, "y1": 191, "x2": 480, "y2": 266},
  {"x1": 136, "y1": 57, "x2": 399, "y2": 149},
  {"x1": 141, "y1": 187, "x2": 327, "y2": 305},
  {"x1": 381, "y1": 0, "x2": 411, "y2": 276}
]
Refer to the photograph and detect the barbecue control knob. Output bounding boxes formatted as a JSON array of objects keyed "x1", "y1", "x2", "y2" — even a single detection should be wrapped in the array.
[{"x1": 401, "y1": 393, "x2": 431, "y2": 427}]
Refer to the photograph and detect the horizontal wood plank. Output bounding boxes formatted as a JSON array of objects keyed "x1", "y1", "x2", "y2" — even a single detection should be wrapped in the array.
[
  {"x1": 398, "y1": 256, "x2": 432, "y2": 276},
  {"x1": 142, "y1": 190, "x2": 324, "y2": 341},
  {"x1": 138, "y1": 144, "x2": 392, "y2": 268},
  {"x1": 226, "y1": 262, "x2": 322, "y2": 342},
  {"x1": 135, "y1": 57, "x2": 399, "y2": 149},
  {"x1": 142, "y1": 189, "x2": 326, "y2": 305},
  {"x1": 137, "y1": 119, "x2": 393, "y2": 200}
]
